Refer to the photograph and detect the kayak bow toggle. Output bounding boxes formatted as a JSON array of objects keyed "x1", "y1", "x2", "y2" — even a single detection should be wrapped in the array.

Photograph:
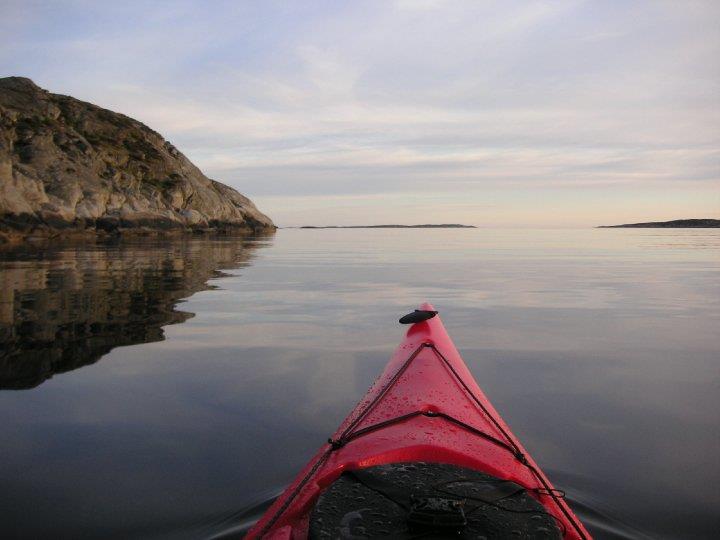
[{"x1": 399, "y1": 309, "x2": 438, "y2": 324}]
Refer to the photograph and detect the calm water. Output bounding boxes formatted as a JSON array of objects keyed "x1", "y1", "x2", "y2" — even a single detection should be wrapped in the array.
[{"x1": 1, "y1": 229, "x2": 718, "y2": 539}]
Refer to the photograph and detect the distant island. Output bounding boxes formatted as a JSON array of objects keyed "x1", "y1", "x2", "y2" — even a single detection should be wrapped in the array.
[
  {"x1": 599, "y1": 219, "x2": 720, "y2": 228},
  {"x1": 297, "y1": 224, "x2": 476, "y2": 229}
]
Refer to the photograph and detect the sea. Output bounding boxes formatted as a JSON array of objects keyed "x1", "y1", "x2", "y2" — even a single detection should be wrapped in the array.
[{"x1": 1, "y1": 228, "x2": 718, "y2": 539}]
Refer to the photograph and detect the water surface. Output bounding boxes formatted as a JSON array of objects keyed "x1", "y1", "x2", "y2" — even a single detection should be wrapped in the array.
[{"x1": 1, "y1": 229, "x2": 718, "y2": 539}]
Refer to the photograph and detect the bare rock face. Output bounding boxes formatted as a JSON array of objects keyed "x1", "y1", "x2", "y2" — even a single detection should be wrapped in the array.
[{"x1": 0, "y1": 77, "x2": 275, "y2": 241}]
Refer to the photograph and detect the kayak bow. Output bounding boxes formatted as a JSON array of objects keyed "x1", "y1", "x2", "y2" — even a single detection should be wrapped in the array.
[{"x1": 247, "y1": 303, "x2": 589, "y2": 539}]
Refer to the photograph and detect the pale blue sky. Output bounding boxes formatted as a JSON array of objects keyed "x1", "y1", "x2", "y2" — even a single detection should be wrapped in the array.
[{"x1": 2, "y1": 0, "x2": 718, "y2": 226}]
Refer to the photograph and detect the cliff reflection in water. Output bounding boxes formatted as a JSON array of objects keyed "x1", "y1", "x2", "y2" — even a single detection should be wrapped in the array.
[{"x1": 0, "y1": 234, "x2": 271, "y2": 389}]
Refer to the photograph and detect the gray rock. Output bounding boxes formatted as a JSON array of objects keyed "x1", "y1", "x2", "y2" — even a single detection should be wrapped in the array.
[{"x1": 0, "y1": 77, "x2": 275, "y2": 242}]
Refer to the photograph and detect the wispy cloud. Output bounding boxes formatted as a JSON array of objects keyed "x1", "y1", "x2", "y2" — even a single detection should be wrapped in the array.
[{"x1": 1, "y1": 0, "x2": 718, "y2": 225}]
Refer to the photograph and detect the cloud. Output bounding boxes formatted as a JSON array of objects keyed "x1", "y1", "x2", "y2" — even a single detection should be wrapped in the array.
[{"x1": 1, "y1": 0, "x2": 718, "y2": 225}]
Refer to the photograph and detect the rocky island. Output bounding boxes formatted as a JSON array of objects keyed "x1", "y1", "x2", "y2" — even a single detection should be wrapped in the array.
[
  {"x1": 599, "y1": 219, "x2": 719, "y2": 228},
  {"x1": 0, "y1": 77, "x2": 274, "y2": 243}
]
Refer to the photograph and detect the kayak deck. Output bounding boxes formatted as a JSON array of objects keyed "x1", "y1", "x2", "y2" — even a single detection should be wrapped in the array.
[
  {"x1": 246, "y1": 303, "x2": 589, "y2": 539},
  {"x1": 310, "y1": 462, "x2": 562, "y2": 539}
]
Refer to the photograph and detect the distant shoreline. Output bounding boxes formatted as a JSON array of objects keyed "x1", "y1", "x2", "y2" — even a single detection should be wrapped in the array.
[
  {"x1": 290, "y1": 224, "x2": 477, "y2": 229},
  {"x1": 598, "y1": 219, "x2": 719, "y2": 228}
]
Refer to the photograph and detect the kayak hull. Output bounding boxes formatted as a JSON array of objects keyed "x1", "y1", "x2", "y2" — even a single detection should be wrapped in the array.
[{"x1": 246, "y1": 303, "x2": 589, "y2": 539}]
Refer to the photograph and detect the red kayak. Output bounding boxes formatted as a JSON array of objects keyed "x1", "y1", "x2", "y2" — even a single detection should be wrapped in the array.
[{"x1": 247, "y1": 304, "x2": 589, "y2": 539}]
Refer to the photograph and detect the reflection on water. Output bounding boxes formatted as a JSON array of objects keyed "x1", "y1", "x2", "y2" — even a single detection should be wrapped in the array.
[
  {"x1": 0, "y1": 228, "x2": 718, "y2": 540},
  {"x1": 0, "y1": 235, "x2": 272, "y2": 389}
]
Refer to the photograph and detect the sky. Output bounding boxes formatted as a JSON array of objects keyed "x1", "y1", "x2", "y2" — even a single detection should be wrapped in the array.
[{"x1": 1, "y1": 0, "x2": 718, "y2": 227}]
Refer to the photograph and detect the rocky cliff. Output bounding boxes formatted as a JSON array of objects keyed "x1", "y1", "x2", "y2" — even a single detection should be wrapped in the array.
[{"x1": 0, "y1": 77, "x2": 274, "y2": 242}]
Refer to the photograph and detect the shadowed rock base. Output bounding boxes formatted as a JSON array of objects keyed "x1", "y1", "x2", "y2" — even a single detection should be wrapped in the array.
[{"x1": 0, "y1": 211, "x2": 269, "y2": 244}]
